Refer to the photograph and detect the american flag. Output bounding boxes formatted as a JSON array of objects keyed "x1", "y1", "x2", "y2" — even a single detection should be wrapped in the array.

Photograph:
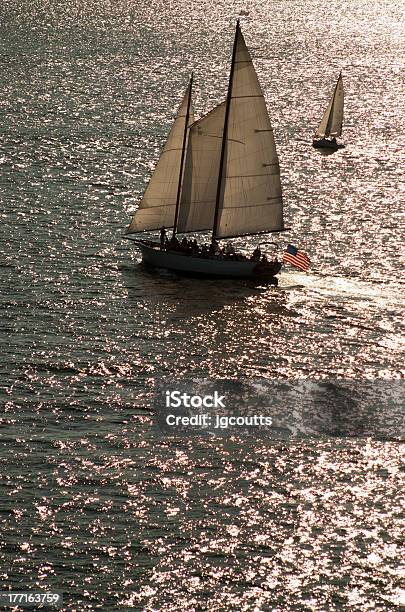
[{"x1": 282, "y1": 244, "x2": 310, "y2": 271}]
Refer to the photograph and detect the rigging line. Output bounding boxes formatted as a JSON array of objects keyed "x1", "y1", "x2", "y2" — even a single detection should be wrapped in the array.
[{"x1": 160, "y1": 147, "x2": 184, "y2": 153}]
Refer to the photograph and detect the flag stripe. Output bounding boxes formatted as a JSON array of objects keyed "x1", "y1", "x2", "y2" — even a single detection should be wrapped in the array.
[
  {"x1": 294, "y1": 253, "x2": 309, "y2": 262},
  {"x1": 282, "y1": 244, "x2": 310, "y2": 271},
  {"x1": 282, "y1": 254, "x2": 309, "y2": 271},
  {"x1": 295, "y1": 256, "x2": 310, "y2": 265}
]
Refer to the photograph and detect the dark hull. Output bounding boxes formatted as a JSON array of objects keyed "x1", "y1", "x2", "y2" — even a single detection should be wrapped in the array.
[
  {"x1": 133, "y1": 240, "x2": 282, "y2": 280},
  {"x1": 313, "y1": 138, "x2": 345, "y2": 150}
]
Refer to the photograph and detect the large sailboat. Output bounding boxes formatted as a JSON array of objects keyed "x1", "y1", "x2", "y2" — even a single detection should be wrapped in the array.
[
  {"x1": 125, "y1": 21, "x2": 286, "y2": 279},
  {"x1": 313, "y1": 72, "x2": 345, "y2": 150}
]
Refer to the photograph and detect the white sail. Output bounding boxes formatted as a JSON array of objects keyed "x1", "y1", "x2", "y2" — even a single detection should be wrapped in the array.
[
  {"x1": 126, "y1": 84, "x2": 194, "y2": 233},
  {"x1": 315, "y1": 73, "x2": 344, "y2": 138},
  {"x1": 215, "y1": 29, "x2": 284, "y2": 239},
  {"x1": 177, "y1": 103, "x2": 225, "y2": 233}
]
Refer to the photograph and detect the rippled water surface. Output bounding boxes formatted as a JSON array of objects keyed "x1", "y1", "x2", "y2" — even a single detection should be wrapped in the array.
[{"x1": 0, "y1": 1, "x2": 404, "y2": 610}]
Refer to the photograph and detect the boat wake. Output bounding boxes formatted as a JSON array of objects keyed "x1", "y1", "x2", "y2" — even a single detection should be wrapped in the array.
[{"x1": 280, "y1": 270, "x2": 403, "y2": 307}]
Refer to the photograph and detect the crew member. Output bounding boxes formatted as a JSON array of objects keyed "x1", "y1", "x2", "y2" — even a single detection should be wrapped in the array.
[
  {"x1": 251, "y1": 246, "x2": 261, "y2": 261},
  {"x1": 160, "y1": 226, "x2": 166, "y2": 249}
]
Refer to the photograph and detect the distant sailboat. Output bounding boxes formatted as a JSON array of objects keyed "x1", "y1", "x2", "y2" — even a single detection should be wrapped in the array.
[
  {"x1": 313, "y1": 72, "x2": 345, "y2": 150},
  {"x1": 125, "y1": 21, "x2": 286, "y2": 279}
]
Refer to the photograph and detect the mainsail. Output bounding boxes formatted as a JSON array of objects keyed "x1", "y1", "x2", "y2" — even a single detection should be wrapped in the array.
[
  {"x1": 214, "y1": 26, "x2": 285, "y2": 239},
  {"x1": 177, "y1": 24, "x2": 284, "y2": 239},
  {"x1": 126, "y1": 82, "x2": 194, "y2": 233},
  {"x1": 315, "y1": 73, "x2": 344, "y2": 139}
]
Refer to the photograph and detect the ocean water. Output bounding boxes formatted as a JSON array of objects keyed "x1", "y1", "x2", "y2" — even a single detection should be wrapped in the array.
[{"x1": 0, "y1": 1, "x2": 404, "y2": 610}]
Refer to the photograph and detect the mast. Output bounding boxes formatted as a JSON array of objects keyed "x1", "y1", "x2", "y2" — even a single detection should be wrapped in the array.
[
  {"x1": 172, "y1": 73, "x2": 193, "y2": 238},
  {"x1": 211, "y1": 20, "x2": 240, "y2": 243}
]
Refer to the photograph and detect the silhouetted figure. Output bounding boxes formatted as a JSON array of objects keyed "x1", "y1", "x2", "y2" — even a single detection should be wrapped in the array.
[
  {"x1": 160, "y1": 227, "x2": 167, "y2": 249},
  {"x1": 251, "y1": 246, "x2": 261, "y2": 261},
  {"x1": 225, "y1": 242, "x2": 236, "y2": 256},
  {"x1": 169, "y1": 235, "x2": 180, "y2": 250},
  {"x1": 191, "y1": 239, "x2": 199, "y2": 255},
  {"x1": 209, "y1": 239, "x2": 220, "y2": 256}
]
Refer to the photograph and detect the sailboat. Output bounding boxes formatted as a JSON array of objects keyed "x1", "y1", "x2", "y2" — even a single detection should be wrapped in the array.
[
  {"x1": 313, "y1": 72, "x2": 345, "y2": 150},
  {"x1": 124, "y1": 21, "x2": 286, "y2": 279}
]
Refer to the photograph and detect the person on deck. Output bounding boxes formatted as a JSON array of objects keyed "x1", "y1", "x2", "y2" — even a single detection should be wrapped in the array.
[
  {"x1": 210, "y1": 239, "x2": 220, "y2": 255},
  {"x1": 251, "y1": 246, "x2": 261, "y2": 261},
  {"x1": 191, "y1": 239, "x2": 199, "y2": 255},
  {"x1": 224, "y1": 242, "x2": 236, "y2": 256},
  {"x1": 160, "y1": 227, "x2": 166, "y2": 249},
  {"x1": 169, "y1": 235, "x2": 180, "y2": 250}
]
